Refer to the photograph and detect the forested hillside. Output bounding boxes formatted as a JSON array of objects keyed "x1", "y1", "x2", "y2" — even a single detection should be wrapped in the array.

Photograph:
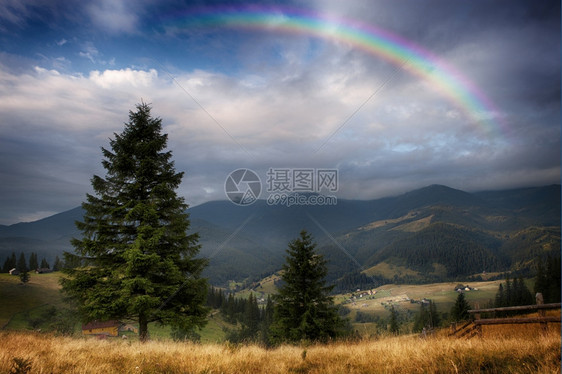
[{"x1": 0, "y1": 184, "x2": 559, "y2": 288}]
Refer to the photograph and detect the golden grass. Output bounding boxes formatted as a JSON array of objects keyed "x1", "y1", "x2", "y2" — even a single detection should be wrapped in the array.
[{"x1": 1, "y1": 330, "x2": 559, "y2": 373}]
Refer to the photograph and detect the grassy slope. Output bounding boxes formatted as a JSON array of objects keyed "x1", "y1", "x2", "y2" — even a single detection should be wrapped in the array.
[
  {"x1": 0, "y1": 273, "x2": 64, "y2": 328},
  {"x1": 0, "y1": 272, "x2": 236, "y2": 342}
]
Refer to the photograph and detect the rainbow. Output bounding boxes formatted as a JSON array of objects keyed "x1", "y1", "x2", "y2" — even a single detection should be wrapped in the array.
[{"x1": 161, "y1": 6, "x2": 506, "y2": 138}]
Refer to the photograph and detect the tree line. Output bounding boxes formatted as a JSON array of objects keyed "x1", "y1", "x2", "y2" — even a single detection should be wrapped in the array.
[
  {"x1": 1, "y1": 252, "x2": 62, "y2": 273},
  {"x1": 206, "y1": 287, "x2": 275, "y2": 345}
]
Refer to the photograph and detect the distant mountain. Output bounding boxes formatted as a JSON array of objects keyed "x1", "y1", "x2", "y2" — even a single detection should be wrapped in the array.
[{"x1": 0, "y1": 184, "x2": 559, "y2": 287}]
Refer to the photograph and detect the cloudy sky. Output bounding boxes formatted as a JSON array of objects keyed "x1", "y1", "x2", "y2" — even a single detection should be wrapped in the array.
[{"x1": 0, "y1": 0, "x2": 559, "y2": 225}]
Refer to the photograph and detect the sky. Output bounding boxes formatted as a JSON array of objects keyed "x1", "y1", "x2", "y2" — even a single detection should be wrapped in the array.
[{"x1": 0, "y1": 0, "x2": 560, "y2": 225}]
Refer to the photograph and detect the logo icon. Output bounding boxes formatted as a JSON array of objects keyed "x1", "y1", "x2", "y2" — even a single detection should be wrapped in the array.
[{"x1": 225, "y1": 168, "x2": 261, "y2": 205}]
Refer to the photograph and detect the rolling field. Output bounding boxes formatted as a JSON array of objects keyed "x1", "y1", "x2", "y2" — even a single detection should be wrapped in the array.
[{"x1": 336, "y1": 280, "x2": 504, "y2": 318}]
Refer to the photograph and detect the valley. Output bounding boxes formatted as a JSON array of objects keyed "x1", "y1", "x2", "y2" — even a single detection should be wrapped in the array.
[{"x1": 0, "y1": 184, "x2": 559, "y2": 290}]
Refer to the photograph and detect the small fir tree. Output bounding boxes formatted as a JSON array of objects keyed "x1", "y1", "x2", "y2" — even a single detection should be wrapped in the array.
[
  {"x1": 17, "y1": 253, "x2": 28, "y2": 272},
  {"x1": 270, "y1": 230, "x2": 346, "y2": 343},
  {"x1": 2, "y1": 252, "x2": 17, "y2": 273},
  {"x1": 451, "y1": 292, "x2": 471, "y2": 322},
  {"x1": 52, "y1": 256, "x2": 62, "y2": 271},
  {"x1": 389, "y1": 305, "x2": 400, "y2": 335},
  {"x1": 28, "y1": 252, "x2": 38, "y2": 271},
  {"x1": 19, "y1": 270, "x2": 30, "y2": 284}
]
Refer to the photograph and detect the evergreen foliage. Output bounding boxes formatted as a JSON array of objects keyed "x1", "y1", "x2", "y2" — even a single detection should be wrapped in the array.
[
  {"x1": 208, "y1": 287, "x2": 274, "y2": 345},
  {"x1": 19, "y1": 270, "x2": 30, "y2": 284},
  {"x1": 378, "y1": 223, "x2": 508, "y2": 278},
  {"x1": 17, "y1": 253, "x2": 27, "y2": 272},
  {"x1": 534, "y1": 255, "x2": 561, "y2": 303},
  {"x1": 389, "y1": 305, "x2": 400, "y2": 334},
  {"x1": 28, "y1": 252, "x2": 38, "y2": 271},
  {"x1": 39, "y1": 258, "x2": 50, "y2": 269},
  {"x1": 494, "y1": 276, "x2": 533, "y2": 308},
  {"x1": 60, "y1": 103, "x2": 208, "y2": 342},
  {"x1": 269, "y1": 231, "x2": 347, "y2": 343},
  {"x1": 332, "y1": 271, "x2": 385, "y2": 294},
  {"x1": 52, "y1": 256, "x2": 62, "y2": 271},
  {"x1": 2, "y1": 252, "x2": 17, "y2": 272},
  {"x1": 450, "y1": 292, "x2": 471, "y2": 322},
  {"x1": 413, "y1": 300, "x2": 440, "y2": 332}
]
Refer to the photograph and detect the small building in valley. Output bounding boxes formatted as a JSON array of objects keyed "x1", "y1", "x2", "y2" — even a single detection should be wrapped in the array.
[
  {"x1": 119, "y1": 323, "x2": 138, "y2": 334},
  {"x1": 82, "y1": 320, "x2": 121, "y2": 337}
]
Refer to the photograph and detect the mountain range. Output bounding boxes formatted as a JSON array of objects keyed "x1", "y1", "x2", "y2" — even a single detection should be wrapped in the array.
[{"x1": 0, "y1": 184, "x2": 559, "y2": 288}]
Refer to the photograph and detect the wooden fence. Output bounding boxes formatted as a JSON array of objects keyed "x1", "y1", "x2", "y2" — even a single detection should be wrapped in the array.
[{"x1": 450, "y1": 293, "x2": 561, "y2": 338}]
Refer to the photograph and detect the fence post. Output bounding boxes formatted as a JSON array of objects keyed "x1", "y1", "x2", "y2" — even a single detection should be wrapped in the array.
[
  {"x1": 473, "y1": 302, "x2": 482, "y2": 338},
  {"x1": 536, "y1": 293, "x2": 547, "y2": 332},
  {"x1": 474, "y1": 302, "x2": 480, "y2": 321}
]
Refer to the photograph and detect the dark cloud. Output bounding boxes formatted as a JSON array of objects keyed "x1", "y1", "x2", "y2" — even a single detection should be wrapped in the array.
[{"x1": 0, "y1": 0, "x2": 559, "y2": 224}]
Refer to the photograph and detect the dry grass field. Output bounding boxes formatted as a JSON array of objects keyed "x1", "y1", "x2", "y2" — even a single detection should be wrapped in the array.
[{"x1": 1, "y1": 328, "x2": 559, "y2": 373}]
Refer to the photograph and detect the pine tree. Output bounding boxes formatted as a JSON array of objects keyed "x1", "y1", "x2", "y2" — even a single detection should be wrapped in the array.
[
  {"x1": 534, "y1": 260, "x2": 547, "y2": 298},
  {"x1": 52, "y1": 256, "x2": 62, "y2": 271},
  {"x1": 17, "y1": 253, "x2": 28, "y2": 272},
  {"x1": 389, "y1": 305, "x2": 400, "y2": 335},
  {"x1": 4, "y1": 252, "x2": 16, "y2": 272},
  {"x1": 270, "y1": 230, "x2": 346, "y2": 343},
  {"x1": 19, "y1": 270, "x2": 30, "y2": 284},
  {"x1": 545, "y1": 256, "x2": 561, "y2": 303},
  {"x1": 505, "y1": 276, "x2": 512, "y2": 306},
  {"x1": 429, "y1": 300, "x2": 440, "y2": 328},
  {"x1": 495, "y1": 283, "x2": 505, "y2": 307},
  {"x1": 451, "y1": 292, "x2": 471, "y2": 322},
  {"x1": 40, "y1": 258, "x2": 50, "y2": 269},
  {"x1": 2, "y1": 252, "x2": 17, "y2": 273},
  {"x1": 28, "y1": 252, "x2": 38, "y2": 271},
  {"x1": 61, "y1": 103, "x2": 208, "y2": 342},
  {"x1": 240, "y1": 293, "x2": 260, "y2": 341},
  {"x1": 260, "y1": 295, "x2": 274, "y2": 346}
]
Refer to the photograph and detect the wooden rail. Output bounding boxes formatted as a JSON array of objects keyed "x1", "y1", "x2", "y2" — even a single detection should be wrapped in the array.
[
  {"x1": 468, "y1": 303, "x2": 561, "y2": 315},
  {"x1": 451, "y1": 293, "x2": 561, "y2": 338}
]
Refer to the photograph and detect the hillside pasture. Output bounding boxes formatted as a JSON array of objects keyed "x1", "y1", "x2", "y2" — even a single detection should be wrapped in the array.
[
  {"x1": 339, "y1": 280, "x2": 503, "y2": 318},
  {"x1": 0, "y1": 273, "x2": 64, "y2": 329}
]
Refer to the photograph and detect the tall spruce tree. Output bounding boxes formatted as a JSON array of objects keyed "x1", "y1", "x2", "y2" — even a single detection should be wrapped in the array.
[
  {"x1": 270, "y1": 230, "x2": 346, "y2": 343},
  {"x1": 61, "y1": 103, "x2": 208, "y2": 341}
]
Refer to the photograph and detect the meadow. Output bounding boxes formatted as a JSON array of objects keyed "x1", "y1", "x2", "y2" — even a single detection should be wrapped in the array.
[
  {"x1": 1, "y1": 329, "x2": 560, "y2": 373},
  {"x1": 2, "y1": 273, "x2": 560, "y2": 373}
]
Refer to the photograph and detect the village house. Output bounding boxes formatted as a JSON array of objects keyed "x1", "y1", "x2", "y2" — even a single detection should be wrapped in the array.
[
  {"x1": 119, "y1": 323, "x2": 138, "y2": 334},
  {"x1": 8, "y1": 268, "x2": 19, "y2": 276},
  {"x1": 35, "y1": 268, "x2": 52, "y2": 274},
  {"x1": 82, "y1": 320, "x2": 121, "y2": 337}
]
